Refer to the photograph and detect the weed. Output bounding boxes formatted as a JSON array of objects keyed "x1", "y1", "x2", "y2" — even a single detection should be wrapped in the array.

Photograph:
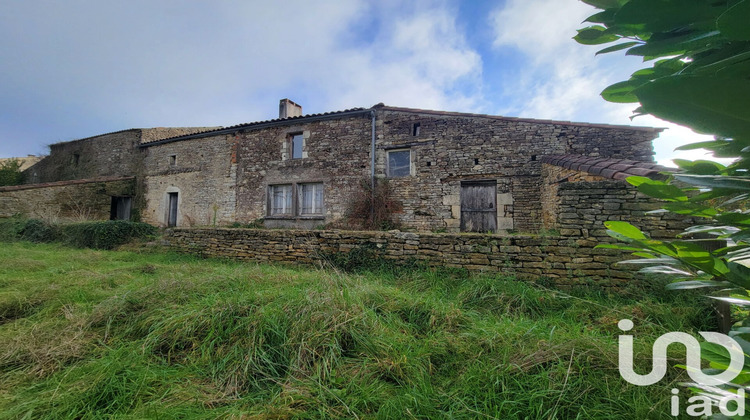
[{"x1": 0, "y1": 242, "x2": 715, "y2": 419}]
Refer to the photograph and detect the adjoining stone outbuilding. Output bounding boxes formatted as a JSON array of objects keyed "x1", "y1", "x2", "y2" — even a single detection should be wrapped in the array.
[{"x1": 1, "y1": 100, "x2": 665, "y2": 235}]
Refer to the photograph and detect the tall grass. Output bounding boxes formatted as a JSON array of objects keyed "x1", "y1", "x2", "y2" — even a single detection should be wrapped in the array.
[{"x1": 0, "y1": 242, "x2": 712, "y2": 419}]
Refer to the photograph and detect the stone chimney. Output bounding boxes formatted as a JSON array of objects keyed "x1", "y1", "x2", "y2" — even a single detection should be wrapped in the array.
[{"x1": 279, "y1": 99, "x2": 302, "y2": 119}]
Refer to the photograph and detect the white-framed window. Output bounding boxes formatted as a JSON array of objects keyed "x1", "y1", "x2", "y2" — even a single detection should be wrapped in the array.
[
  {"x1": 269, "y1": 184, "x2": 293, "y2": 215},
  {"x1": 268, "y1": 183, "x2": 324, "y2": 217},
  {"x1": 298, "y1": 183, "x2": 324, "y2": 215},
  {"x1": 387, "y1": 149, "x2": 411, "y2": 178}
]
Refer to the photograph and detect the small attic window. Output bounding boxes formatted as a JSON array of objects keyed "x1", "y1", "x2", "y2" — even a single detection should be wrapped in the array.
[
  {"x1": 531, "y1": 155, "x2": 537, "y2": 161},
  {"x1": 412, "y1": 123, "x2": 421, "y2": 136},
  {"x1": 169, "y1": 155, "x2": 177, "y2": 166},
  {"x1": 72, "y1": 153, "x2": 80, "y2": 167}
]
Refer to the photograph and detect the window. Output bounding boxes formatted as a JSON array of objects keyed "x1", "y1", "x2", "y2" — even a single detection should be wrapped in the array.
[
  {"x1": 269, "y1": 184, "x2": 293, "y2": 215},
  {"x1": 412, "y1": 122, "x2": 421, "y2": 136},
  {"x1": 72, "y1": 153, "x2": 80, "y2": 167},
  {"x1": 387, "y1": 149, "x2": 411, "y2": 177},
  {"x1": 267, "y1": 183, "x2": 324, "y2": 217},
  {"x1": 290, "y1": 133, "x2": 303, "y2": 159},
  {"x1": 169, "y1": 155, "x2": 177, "y2": 166},
  {"x1": 299, "y1": 183, "x2": 324, "y2": 215}
]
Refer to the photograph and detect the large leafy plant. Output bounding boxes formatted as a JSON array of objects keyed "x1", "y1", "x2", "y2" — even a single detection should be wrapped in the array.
[{"x1": 575, "y1": 0, "x2": 750, "y2": 410}]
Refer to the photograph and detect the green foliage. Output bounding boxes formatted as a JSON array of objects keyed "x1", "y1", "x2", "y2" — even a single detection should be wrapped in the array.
[
  {"x1": 0, "y1": 217, "x2": 26, "y2": 241},
  {"x1": 19, "y1": 219, "x2": 58, "y2": 243},
  {"x1": 229, "y1": 218, "x2": 265, "y2": 229},
  {"x1": 578, "y1": 0, "x2": 750, "y2": 410},
  {"x1": 0, "y1": 159, "x2": 24, "y2": 187},
  {"x1": 0, "y1": 242, "x2": 714, "y2": 418},
  {"x1": 0, "y1": 218, "x2": 156, "y2": 250},
  {"x1": 318, "y1": 242, "x2": 426, "y2": 275},
  {"x1": 0, "y1": 218, "x2": 58, "y2": 243},
  {"x1": 60, "y1": 221, "x2": 157, "y2": 250}
]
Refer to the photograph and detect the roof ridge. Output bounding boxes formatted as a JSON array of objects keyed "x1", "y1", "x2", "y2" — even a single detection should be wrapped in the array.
[{"x1": 377, "y1": 105, "x2": 665, "y2": 133}]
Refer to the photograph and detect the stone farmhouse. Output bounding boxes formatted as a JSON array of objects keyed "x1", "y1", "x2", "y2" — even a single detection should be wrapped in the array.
[{"x1": 1, "y1": 99, "x2": 669, "y2": 237}]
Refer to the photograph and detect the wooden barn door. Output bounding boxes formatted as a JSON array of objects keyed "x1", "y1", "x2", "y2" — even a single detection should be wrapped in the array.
[{"x1": 460, "y1": 181, "x2": 497, "y2": 233}]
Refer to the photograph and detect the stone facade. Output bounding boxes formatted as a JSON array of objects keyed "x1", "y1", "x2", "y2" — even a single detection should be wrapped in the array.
[
  {"x1": 373, "y1": 107, "x2": 657, "y2": 232},
  {"x1": 234, "y1": 113, "x2": 373, "y2": 228},
  {"x1": 23, "y1": 130, "x2": 143, "y2": 185},
  {"x1": 1, "y1": 101, "x2": 662, "y2": 235},
  {"x1": 540, "y1": 163, "x2": 691, "y2": 240},
  {"x1": 141, "y1": 135, "x2": 237, "y2": 227},
  {"x1": 0, "y1": 177, "x2": 135, "y2": 221},
  {"x1": 134, "y1": 104, "x2": 658, "y2": 231}
]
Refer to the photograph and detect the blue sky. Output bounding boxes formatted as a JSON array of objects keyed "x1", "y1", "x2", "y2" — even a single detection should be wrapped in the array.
[{"x1": 0, "y1": 0, "x2": 713, "y2": 165}]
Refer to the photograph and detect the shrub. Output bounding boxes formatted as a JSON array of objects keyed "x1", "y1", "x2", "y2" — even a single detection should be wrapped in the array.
[
  {"x1": 0, "y1": 217, "x2": 27, "y2": 241},
  {"x1": 338, "y1": 178, "x2": 403, "y2": 231},
  {"x1": 19, "y1": 219, "x2": 59, "y2": 243},
  {"x1": 0, "y1": 158, "x2": 24, "y2": 186},
  {"x1": 60, "y1": 221, "x2": 157, "y2": 250}
]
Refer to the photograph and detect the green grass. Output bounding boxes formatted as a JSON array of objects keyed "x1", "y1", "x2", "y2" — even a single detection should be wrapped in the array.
[{"x1": 0, "y1": 242, "x2": 714, "y2": 419}]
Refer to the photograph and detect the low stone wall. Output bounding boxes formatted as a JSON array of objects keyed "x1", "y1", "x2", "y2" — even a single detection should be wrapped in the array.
[
  {"x1": 164, "y1": 228, "x2": 636, "y2": 287},
  {"x1": 0, "y1": 177, "x2": 135, "y2": 221}
]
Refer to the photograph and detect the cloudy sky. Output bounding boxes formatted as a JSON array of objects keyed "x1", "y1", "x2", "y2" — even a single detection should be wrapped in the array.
[{"x1": 0, "y1": 0, "x2": 714, "y2": 165}]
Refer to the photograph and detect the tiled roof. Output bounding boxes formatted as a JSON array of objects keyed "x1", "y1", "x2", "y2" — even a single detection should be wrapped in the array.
[
  {"x1": 141, "y1": 103, "x2": 663, "y2": 148},
  {"x1": 377, "y1": 105, "x2": 664, "y2": 133},
  {"x1": 0, "y1": 176, "x2": 135, "y2": 192},
  {"x1": 540, "y1": 154, "x2": 674, "y2": 180},
  {"x1": 140, "y1": 107, "x2": 369, "y2": 147}
]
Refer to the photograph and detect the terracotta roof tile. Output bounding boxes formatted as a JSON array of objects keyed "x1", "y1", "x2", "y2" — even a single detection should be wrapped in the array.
[
  {"x1": 0, "y1": 176, "x2": 135, "y2": 192},
  {"x1": 540, "y1": 154, "x2": 674, "y2": 181}
]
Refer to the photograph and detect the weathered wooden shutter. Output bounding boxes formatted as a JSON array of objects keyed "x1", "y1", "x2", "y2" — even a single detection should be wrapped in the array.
[{"x1": 460, "y1": 181, "x2": 497, "y2": 233}]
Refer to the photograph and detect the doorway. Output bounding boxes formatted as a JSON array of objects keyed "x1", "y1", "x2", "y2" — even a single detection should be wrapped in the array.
[
  {"x1": 110, "y1": 196, "x2": 132, "y2": 221},
  {"x1": 167, "y1": 192, "x2": 178, "y2": 227},
  {"x1": 460, "y1": 181, "x2": 497, "y2": 233}
]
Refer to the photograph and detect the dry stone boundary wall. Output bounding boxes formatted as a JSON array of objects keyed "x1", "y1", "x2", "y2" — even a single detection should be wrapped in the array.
[{"x1": 164, "y1": 228, "x2": 635, "y2": 287}]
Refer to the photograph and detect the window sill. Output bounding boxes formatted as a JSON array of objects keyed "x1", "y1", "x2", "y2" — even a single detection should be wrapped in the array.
[{"x1": 266, "y1": 215, "x2": 325, "y2": 220}]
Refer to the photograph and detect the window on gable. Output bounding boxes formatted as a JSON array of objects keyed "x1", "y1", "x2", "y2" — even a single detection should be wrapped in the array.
[
  {"x1": 290, "y1": 133, "x2": 303, "y2": 159},
  {"x1": 169, "y1": 155, "x2": 177, "y2": 166},
  {"x1": 299, "y1": 183, "x2": 324, "y2": 215},
  {"x1": 269, "y1": 184, "x2": 293, "y2": 215},
  {"x1": 387, "y1": 149, "x2": 411, "y2": 178},
  {"x1": 412, "y1": 123, "x2": 421, "y2": 136},
  {"x1": 72, "y1": 153, "x2": 80, "y2": 167}
]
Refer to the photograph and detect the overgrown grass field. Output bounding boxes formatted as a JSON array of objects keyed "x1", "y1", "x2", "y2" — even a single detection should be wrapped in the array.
[{"x1": 0, "y1": 242, "x2": 713, "y2": 419}]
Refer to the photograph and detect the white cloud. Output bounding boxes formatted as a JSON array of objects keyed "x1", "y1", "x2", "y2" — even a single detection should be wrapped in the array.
[
  {"x1": 489, "y1": 0, "x2": 715, "y2": 164},
  {"x1": 323, "y1": 8, "x2": 484, "y2": 113},
  {"x1": 0, "y1": 0, "x2": 485, "y2": 157}
]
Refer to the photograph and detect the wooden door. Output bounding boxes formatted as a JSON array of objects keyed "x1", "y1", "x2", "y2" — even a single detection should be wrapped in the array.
[
  {"x1": 461, "y1": 181, "x2": 497, "y2": 233},
  {"x1": 167, "y1": 193, "x2": 178, "y2": 227}
]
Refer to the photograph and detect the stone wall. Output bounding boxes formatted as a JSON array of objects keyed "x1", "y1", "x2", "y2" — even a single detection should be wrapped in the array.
[
  {"x1": 0, "y1": 177, "x2": 135, "y2": 221},
  {"x1": 234, "y1": 114, "x2": 373, "y2": 227},
  {"x1": 141, "y1": 134, "x2": 236, "y2": 227},
  {"x1": 23, "y1": 130, "x2": 144, "y2": 185},
  {"x1": 163, "y1": 228, "x2": 635, "y2": 287},
  {"x1": 374, "y1": 107, "x2": 660, "y2": 233},
  {"x1": 540, "y1": 164, "x2": 690, "y2": 240}
]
